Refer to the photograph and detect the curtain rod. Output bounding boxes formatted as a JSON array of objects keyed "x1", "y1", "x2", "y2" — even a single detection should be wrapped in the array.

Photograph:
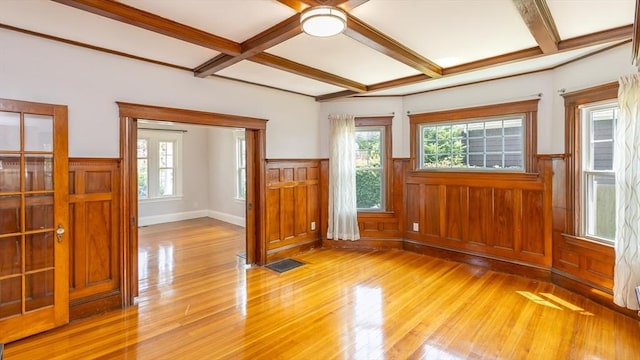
[
  {"x1": 138, "y1": 127, "x2": 187, "y2": 133},
  {"x1": 406, "y1": 93, "x2": 543, "y2": 115},
  {"x1": 328, "y1": 112, "x2": 395, "y2": 118}
]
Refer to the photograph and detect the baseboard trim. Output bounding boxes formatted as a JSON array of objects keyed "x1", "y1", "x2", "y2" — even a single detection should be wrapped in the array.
[
  {"x1": 551, "y1": 270, "x2": 638, "y2": 319},
  {"x1": 320, "y1": 237, "x2": 637, "y2": 319},
  {"x1": 208, "y1": 210, "x2": 245, "y2": 227},
  {"x1": 266, "y1": 239, "x2": 322, "y2": 263},
  {"x1": 138, "y1": 210, "x2": 209, "y2": 227},
  {"x1": 70, "y1": 290, "x2": 122, "y2": 321},
  {"x1": 138, "y1": 210, "x2": 246, "y2": 227},
  {"x1": 403, "y1": 240, "x2": 551, "y2": 281},
  {"x1": 322, "y1": 238, "x2": 403, "y2": 250}
]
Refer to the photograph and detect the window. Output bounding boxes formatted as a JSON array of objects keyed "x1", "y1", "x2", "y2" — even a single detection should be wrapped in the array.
[
  {"x1": 581, "y1": 102, "x2": 618, "y2": 242},
  {"x1": 410, "y1": 100, "x2": 539, "y2": 172},
  {"x1": 355, "y1": 127, "x2": 383, "y2": 210},
  {"x1": 137, "y1": 129, "x2": 182, "y2": 200},
  {"x1": 158, "y1": 140, "x2": 175, "y2": 196},
  {"x1": 355, "y1": 117, "x2": 392, "y2": 211},
  {"x1": 235, "y1": 130, "x2": 246, "y2": 200},
  {"x1": 137, "y1": 138, "x2": 149, "y2": 198},
  {"x1": 418, "y1": 116, "x2": 523, "y2": 170},
  {"x1": 563, "y1": 82, "x2": 619, "y2": 244}
]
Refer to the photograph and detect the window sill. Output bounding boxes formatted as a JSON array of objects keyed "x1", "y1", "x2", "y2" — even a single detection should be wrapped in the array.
[
  {"x1": 412, "y1": 168, "x2": 526, "y2": 174},
  {"x1": 407, "y1": 170, "x2": 539, "y2": 182},
  {"x1": 560, "y1": 233, "x2": 614, "y2": 248},
  {"x1": 139, "y1": 195, "x2": 184, "y2": 204},
  {"x1": 234, "y1": 198, "x2": 246, "y2": 203},
  {"x1": 357, "y1": 211, "x2": 394, "y2": 218}
]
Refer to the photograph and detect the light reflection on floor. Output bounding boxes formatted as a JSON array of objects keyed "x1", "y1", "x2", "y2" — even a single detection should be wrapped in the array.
[
  {"x1": 516, "y1": 291, "x2": 563, "y2": 309},
  {"x1": 157, "y1": 244, "x2": 174, "y2": 287},
  {"x1": 517, "y1": 291, "x2": 594, "y2": 315},
  {"x1": 352, "y1": 285, "x2": 384, "y2": 360},
  {"x1": 138, "y1": 248, "x2": 148, "y2": 280},
  {"x1": 422, "y1": 344, "x2": 467, "y2": 360},
  {"x1": 235, "y1": 259, "x2": 247, "y2": 317}
]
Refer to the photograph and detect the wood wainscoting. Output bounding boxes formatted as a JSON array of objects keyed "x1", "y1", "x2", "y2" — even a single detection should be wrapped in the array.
[
  {"x1": 68, "y1": 158, "x2": 121, "y2": 320},
  {"x1": 277, "y1": 156, "x2": 626, "y2": 316},
  {"x1": 545, "y1": 155, "x2": 625, "y2": 314},
  {"x1": 548, "y1": 155, "x2": 614, "y2": 291},
  {"x1": 403, "y1": 158, "x2": 553, "y2": 269},
  {"x1": 265, "y1": 160, "x2": 322, "y2": 262},
  {"x1": 320, "y1": 159, "x2": 408, "y2": 250}
]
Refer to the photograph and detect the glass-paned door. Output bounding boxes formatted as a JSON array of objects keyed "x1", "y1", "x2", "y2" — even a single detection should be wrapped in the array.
[{"x1": 0, "y1": 99, "x2": 68, "y2": 343}]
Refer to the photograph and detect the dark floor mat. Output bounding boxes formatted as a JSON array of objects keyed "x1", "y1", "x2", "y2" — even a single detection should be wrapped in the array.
[{"x1": 265, "y1": 258, "x2": 305, "y2": 273}]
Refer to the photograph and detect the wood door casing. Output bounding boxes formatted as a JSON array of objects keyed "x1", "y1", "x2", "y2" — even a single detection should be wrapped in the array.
[
  {"x1": 118, "y1": 102, "x2": 267, "y2": 305},
  {"x1": 0, "y1": 98, "x2": 69, "y2": 343}
]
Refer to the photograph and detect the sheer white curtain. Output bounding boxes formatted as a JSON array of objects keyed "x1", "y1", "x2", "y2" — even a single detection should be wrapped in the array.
[
  {"x1": 613, "y1": 73, "x2": 640, "y2": 310},
  {"x1": 327, "y1": 114, "x2": 360, "y2": 241}
]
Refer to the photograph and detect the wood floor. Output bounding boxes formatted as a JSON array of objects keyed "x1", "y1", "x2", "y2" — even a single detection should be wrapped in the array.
[{"x1": 5, "y1": 217, "x2": 640, "y2": 359}]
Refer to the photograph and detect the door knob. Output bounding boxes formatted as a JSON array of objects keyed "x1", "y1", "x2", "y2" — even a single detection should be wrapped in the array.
[{"x1": 56, "y1": 224, "x2": 65, "y2": 243}]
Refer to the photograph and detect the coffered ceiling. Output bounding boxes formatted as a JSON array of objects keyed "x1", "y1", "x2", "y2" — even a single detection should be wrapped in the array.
[{"x1": 0, "y1": 0, "x2": 636, "y2": 100}]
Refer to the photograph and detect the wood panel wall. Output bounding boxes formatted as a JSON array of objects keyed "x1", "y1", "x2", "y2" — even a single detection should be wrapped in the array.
[
  {"x1": 547, "y1": 156, "x2": 615, "y2": 292},
  {"x1": 282, "y1": 155, "x2": 622, "y2": 314},
  {"x1": 265, "y1": 160, "x2": 321, "y2": 261},
  {"x1": 319, "y1": 159, "x2": 408, "y2": 249},
  {"x1": 356, "y1": 159, "x2": 407, "y2": 243},
  {"x1": 68, "y1": 158, "x2": 121, "y2": 320},
  {"x1": 403, "y1": 159, "x2": 553, "y2": 268}
]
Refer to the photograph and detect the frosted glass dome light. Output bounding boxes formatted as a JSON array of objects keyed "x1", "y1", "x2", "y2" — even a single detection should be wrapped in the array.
[{"x1": 300, "y1": 6, "x2": 347, "y2": 37}]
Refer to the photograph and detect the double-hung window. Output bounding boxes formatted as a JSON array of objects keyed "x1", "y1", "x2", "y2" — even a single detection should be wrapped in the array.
[
  {"x1": 137, "y1": 129, "x2": 182, "y2": 200},
  {"x1": 235, "y1": 130, "x2": 246, "y2": 200},
  {"x1": 355, "y1": 117, "x2": 392, "y2": 211},
  {"x1": 563, "y1": 82, "x2": 619, "y2": 245},
  {"x1": 355, "y1": 127, "x2": 384, "y2": 210},
  {"x1": 581, "y1": 102, "x2": 618, "y2": 242}
]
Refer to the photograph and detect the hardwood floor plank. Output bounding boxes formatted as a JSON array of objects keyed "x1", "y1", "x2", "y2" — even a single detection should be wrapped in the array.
[{"x1": 5, "y1": 218, "x2": 640, "y2": 359}]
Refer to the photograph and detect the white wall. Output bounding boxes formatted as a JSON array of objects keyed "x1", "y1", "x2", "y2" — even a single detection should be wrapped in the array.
[
  {"x1": 208, "y1": 127, "x2": 245, "y2": 226},
  {"x1": 137, "y1": 123, "x2": 248, "y2": 226},
  {"x1": 137, "y1": 123, "x2": 211, "y2": 226},
  {"x1": 404, "y1": 71, "x2": 555, "y2": 153},
  {"x1": 551, "y1": 43, "x2": 637, "y2": 152},
  {"x1": 0, "y1": 29, "x2": 320, "y2": 159},
  {"x1": 320, "y1": 43, "x2": 636, "y2": 156},
  {"x1": 318, "y1": 97, "x2": 405, "y2": 157}
]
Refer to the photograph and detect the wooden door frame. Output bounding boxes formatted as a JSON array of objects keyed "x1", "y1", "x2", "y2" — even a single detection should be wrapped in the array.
[{"x1": 117, "y1": 102, "x2": 267, "y2": 305}]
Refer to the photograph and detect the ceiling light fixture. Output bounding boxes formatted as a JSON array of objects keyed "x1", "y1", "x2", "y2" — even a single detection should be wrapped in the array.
[{"x1": 300, "y1": 6, "x2": 347, "y2": 37}]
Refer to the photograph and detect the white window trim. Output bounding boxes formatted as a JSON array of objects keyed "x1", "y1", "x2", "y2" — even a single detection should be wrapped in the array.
[
  {"x1": 138, "y1": 129, "x2": 183, "y2": 201},
  {"x1": 579, "y1": 101, "x2": 618, "y2": 244},
  {"x1": 234, "y1": 130, "x2": 246, "y2": 201}
]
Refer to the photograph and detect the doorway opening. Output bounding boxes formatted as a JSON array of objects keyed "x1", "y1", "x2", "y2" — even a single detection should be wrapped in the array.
[{"x1": 118, "y1": 102, "x2": 267, "y2": 305}]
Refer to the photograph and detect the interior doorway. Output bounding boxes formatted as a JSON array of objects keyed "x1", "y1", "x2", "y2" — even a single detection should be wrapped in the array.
[{"x1": 118, "y1": 102, "x2": 267, "y2": 306}]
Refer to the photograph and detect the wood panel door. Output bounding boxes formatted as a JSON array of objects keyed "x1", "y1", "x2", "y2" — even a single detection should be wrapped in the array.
[{"x1": 0, "y1": 99, "x2": 69, "y2": 343}]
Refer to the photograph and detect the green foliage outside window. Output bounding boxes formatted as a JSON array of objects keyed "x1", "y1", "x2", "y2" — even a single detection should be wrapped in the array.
[
  {"x1": 137, "y1": 138, "x2": 148, "y2": 198},
  {"x1": 356, "y1": 169, "x2": 381, "y2": 209},
  {"x1": 356, "y1": 129, "x2": 383, "y2": 209},
  {"x1": 422, "y1": 126, "x2": 466, "y2": 168}
]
